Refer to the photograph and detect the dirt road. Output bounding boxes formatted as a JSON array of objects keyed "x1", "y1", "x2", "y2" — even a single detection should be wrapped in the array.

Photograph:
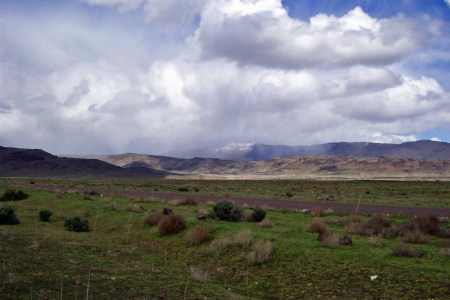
[{"x1": 10, "y1": 183, "x2": 450, "y2": 217}]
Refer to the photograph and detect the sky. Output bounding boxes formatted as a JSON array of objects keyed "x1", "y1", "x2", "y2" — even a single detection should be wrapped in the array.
[{"x1": 0, "y1": 0, "x2": 449, "y2": 155}]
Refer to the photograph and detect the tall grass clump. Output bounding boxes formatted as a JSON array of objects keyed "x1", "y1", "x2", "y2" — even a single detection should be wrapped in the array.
[
  {"x1": 124, "y1": 204, "x2": 144, "y2": 213},
  {"x1": 321, "y1": 235, "x2": 339, "y2": 248},
  {"x1": 0, "y1": 189, "x2": 28, "y2": 202},
  {"x1": 259, "y1": 220, "x2": 273, "y2": 228},
  {"x1": 143, "y1": 211, "x2": 164, "y2": 226},
  {"x1": 235, "y1": 229, "x2": 252, "y2": 248},
  {"x1": 311, "y1": 207, "x2": 326, "y2": 217},
  {"x1": 0, "y1": 205, "x2": 20, "y2": 225},
  {"x1": 203, "y1": 238, "x2": 234, "y2": 256},
  {"x1": 401, "y1": 229, "x2": 429, "y2": 244},
  {"x1": 186, "y1": 225, "x2": 211, "y2": 245},
  {"x1": 305, "y1": 218, "x2": 327, "y2": 233},
  {"x1": 157, "y1": 214, "x2": 186, "y2": 235},
  {"x1": 210, "y1": 200, "x2": 242, "y2": 222},
  {"x1": 247, "y1": 239, "x2": 275, "y2": 265},
  {"x1": 64, "y1": 215, "x2": 89, "y2": 232},
  {"x1": 39, "y1": 209, "x2": 53, "y2": 222}
]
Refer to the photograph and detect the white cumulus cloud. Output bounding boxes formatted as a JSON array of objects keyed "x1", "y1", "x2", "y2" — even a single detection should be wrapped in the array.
[{"x1": 193, "y1": 1, "x2": 435, "y2": 69}]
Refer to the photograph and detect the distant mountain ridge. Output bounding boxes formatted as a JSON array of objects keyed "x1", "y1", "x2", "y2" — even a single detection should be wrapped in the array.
[
  {"x1": 3, "y1": 144, "x2": 450, "y2": 179},
  {"x1": 165, "y1": 140, "x2": 450, "y2": 161},
  {"x1": 0, "y1": 146, "x2": 172, "y2": 178},
  {"x1": 78, "y1": 152, "x2": 450, "y2": 178}
]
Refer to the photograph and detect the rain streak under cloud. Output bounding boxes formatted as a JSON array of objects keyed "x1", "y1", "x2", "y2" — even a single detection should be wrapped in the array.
[{"x1": 0, "y1": 0, "x2": 449, "y2": 155}]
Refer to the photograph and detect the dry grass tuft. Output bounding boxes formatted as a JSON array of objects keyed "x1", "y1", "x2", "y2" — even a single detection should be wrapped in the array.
[
  {"x1": 311, "y1": 207, "x2": 326, "y2": 217},
  {"x1": 143, "y1": 211, "x2": 164, "y2": 226},
  {"x1": 101, "y1": 197, "x2": 112, "y2": 204},
  {"x1": 186, "y1": 225, "x2": 211, "y2": 246},
  {"x1": 325, "y1": 218, "x2": 339, "y2": 224},
  {"x1": 197, "y1": 204, "x2": 207, "y2": 215},
  {"x1": 83, "y1": 194, "x2": 93, "y2": 200},
  {"x1": 189, "y1": 266, "x2": 209, "y2": 282},
  {"x1": 305, "y1": 218, "x2": 327, "y2": 233},
  {"x1": 345, "y1": 223, "x2": 363, "y2": 234},
  {"x1": 170, "y1": 197, "x2": 197, "y2": 206},
  {"x1": 401, "y1": 229, "x2": 429, "y2": 244},
  {"x1": 240, "y1": 210, "x2": 254, "y2": 222},
  {"x1": 54, "y1": 191, "x2": 64, "y2": 199},
  {"x1": 234, "y1": 229, "x2": 252, "y2": 248},
  {"x1": 368, "y1": 236, "x2": 382, "y2": 247},
  {"x1": 321, "y1": 234, "x2": 339, "y2": 248},
  {"x1": 439, "y1": 240, "x2": 450, "y2": 257},
  {"x1": 124, "y1": 204, "x2": 144, "y2": 213},
  {"x1": 134, "y1": 196, "x2": 164, "y2": 203},
  {"x1": 157, "y1": 214, "x2": 186, "y2": 235},
  {"x1": 247, "y1": 239, "x2": 275, "y2": 265},
  {"x1": 259, "y1": 220, "x2": 273, "y2": 228},
  {"x1": 203, "y1": 238, "x2": 234, "y2": 256},
  {"x1": 346, "y1": 214, "x2": 390, "y2": 236},
  {"x1": 339, "y1": 215, "x2": 362, "y2": 225},
  {"x1": 104, "y1": 225, "x2": 119, "y2": 233}
]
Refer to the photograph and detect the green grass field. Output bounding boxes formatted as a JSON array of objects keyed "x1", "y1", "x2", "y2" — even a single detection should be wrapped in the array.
[
  {"x1": 1, "y1": 177, "x2": 450, "y2": 208},
  {"x1": 0, "y1": 185, "x2": 449, "y2": 299}
]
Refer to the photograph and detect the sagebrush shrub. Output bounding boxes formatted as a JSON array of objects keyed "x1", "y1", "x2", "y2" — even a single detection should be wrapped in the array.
[
  {"x1": 143, "y1": 211, "x2": 164, "y2": 226},
  {"x1": 186, "y1": 225, "x2": 211, "y2": 245},
  {"x1": 406, "y1": 216, "x2": 439, "y2": 235},
  {"x1": 0, "y1": 205, "x2": 20, "y2": 225},
  {"x1": 252, "y1": 207, "x2": 266, "y2": 222},
  {"x1": 157, "y1": 214, "x2": 186, "y2": 235},
  {"x1": 39, "y1": 209, "x2": 53, "y2": 222},
  {"x1": 0, "y1": 189, "x2": 28, "y2": 202},
  {"x1": 392, "y1": 245, "x2": 410, "y2": 257},
  {"x1": 64, "y1": 215, "x2": 89, "y2": 232},
  {"x1": 361, "y1": 214, "x2": 390, "y2": 235},
  {"x1": 173, "y1": 197, "x2": 197, "y2": 206},
  {"x1": 84, "y1": 190, "x2": 100, "y2": 196},
  {"x1": 210, "y1": 200, "x2": 242, "y2": 222}
]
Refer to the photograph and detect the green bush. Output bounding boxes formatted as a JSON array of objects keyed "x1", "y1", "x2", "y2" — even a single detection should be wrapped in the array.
[
  {"x1": 39, "y1": 209, "x2": 53, "y2": 222},
  {"x1": 0, "y1": 205, "x2": 20, "y2": 225},
  {"x1": 0, "y1": 189, "x2": 29, "y2": 202},
  {"x1": 210, "y1": 200, "x2": 242, "y2": 222},
  {"x1": 252, "y1": 206, "x2": 266, "y2": 222},
  {"x1": 64, "y1": 215, "x2": 89, "y2": 232}
]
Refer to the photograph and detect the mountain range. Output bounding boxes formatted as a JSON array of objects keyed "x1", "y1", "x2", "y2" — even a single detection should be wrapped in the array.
[
  {"x1": 1, "y1": 140, "x2": 450, "y2": 179},
  {"x1": 0, "y1": 146, "x2": 171, "y2": 178},
  {"x1": 165, "y1": 140, "x2": 450, "y2": 161}
]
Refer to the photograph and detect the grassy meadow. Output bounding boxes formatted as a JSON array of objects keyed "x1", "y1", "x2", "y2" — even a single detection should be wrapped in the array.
[
  {"x1": 0, "y1": 184, "x2": 449, "y2": 299},
  {"x1": 1, "y1": 177, "x2": 450, "y2": 208}
]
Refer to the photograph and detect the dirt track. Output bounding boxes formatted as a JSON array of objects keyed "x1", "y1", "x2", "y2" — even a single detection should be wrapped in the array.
[{"x1": 12, "y1": 184, "x2": 450, "y2": 217}]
